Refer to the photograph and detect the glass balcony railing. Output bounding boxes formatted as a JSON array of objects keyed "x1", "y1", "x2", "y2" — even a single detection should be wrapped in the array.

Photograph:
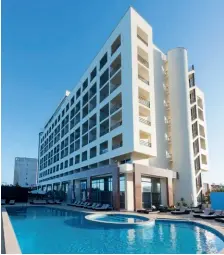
[
  {"x1": 138, "y1": 54, "x2": 149, "y2": 68},
  {"x1": 138, "y1": 75, "x2": 149, "y2": 85},
  {"x1": 110, "y1": 104, "x2": 122, "y2": 114},
  {"x1": 110, "y1": 121, "x2": 122, "y2": 131},
  {"x1": 140, "y1": 140, "x2": 151, "y2": 147},
  {"x1": 112, "y1": 142, "x2": 123, "y2": 150},
  {"x1": 138, "y1": 97, "x2": 150, "y2": 108},
  {"x1": 139, "y1": 116, "x2": 151, "y2": 126}
]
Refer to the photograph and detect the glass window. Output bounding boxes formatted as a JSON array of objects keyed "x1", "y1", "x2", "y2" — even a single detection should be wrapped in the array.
[
  {"x1": 71, "y1": 96, "x2": 75, "y2": 106},
  {"x1": 82, "y1": 78, "x2": 88, "y2": 91},
  {"x1": 100, "y1": 52, "x2": 107, "y2": 70},
  {"x1": 76, "y1": 88, "x2": 81, "y2": 99},
  {"x1": 100, "y1": 68, "x2": 109, "y2": 88},
  {"x1": 90, "y1": 67, "x2": 97, "y2": 81},
  {"x1": 111, "y1": 35, "x2": 121, "y2": 55}
]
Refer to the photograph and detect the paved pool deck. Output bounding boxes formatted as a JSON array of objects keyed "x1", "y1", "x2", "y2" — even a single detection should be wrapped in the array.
[{"x1": 2, "y1": 203, "x2": 224, "y2": 254}]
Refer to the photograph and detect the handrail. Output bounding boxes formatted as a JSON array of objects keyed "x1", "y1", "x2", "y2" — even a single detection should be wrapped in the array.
[
  {"x1": 138, "y1": 75, "x2": 149, "y2": 85},
  {"x1": 138, "y1": 97, "x2": 150, "y2": 108},
  {"x1": 140, "y1": 140, "x2": 151, "y2": 147},
  {"x1": 137, "y1": 34, "x2": 148, "y2": 46},
  {"x1": 110, "y1": 104, "x2": 122, "y2": 114},
  {"x1": 139, "y1": 116, "x2": 151, "y2": 126},
  {"x1": 138, "y1": 54, "x2": 149, "y2": 68},
  {"x1": 110, "y1": 121, "x2": 122, "y2": 131}
]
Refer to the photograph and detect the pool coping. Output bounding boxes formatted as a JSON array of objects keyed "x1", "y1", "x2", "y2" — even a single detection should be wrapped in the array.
[
  {"x1": 2, "y1": 204, "x2": 224, "y2": 254},
  {"x1": 1, "y1": 207, "x2": 21, "y2": 254}
]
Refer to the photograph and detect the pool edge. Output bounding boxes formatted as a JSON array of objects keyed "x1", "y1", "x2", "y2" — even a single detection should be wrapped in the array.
[{"x1": 1, "y1": 207, "x2": 21, "y2": 254}]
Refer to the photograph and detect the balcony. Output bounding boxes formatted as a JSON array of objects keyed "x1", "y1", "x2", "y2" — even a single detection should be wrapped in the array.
[
  {"x1": 110, "y1": 110, "x2": 122, "y2": 131},
  {"x1": 138, "y1": 74, "x2": 149, "y2": 85},
  {"x1": 100, "y1": 119, "x2": 109, "y2": 137},
  {"x1": 112, "y1": 134, "x2": 123, "y2": 150},
  {"x1": 140, "y1": 140, "x2": 151, "y2": 147},
  {"x1": 110, "y1": 70, "x2": 121, "y2": 94},
  {"x1": 139, "y1": 116, "x2": 151, "y2": 126},
  {"x1": 100, "y1": 141, "x2": 108, "y2": 155},
  {"x1": 110, "y1": 120, "x2": 122, "y2": 131},
  {"x1": 139, "y1": 97, "x2": 150, "y2": 108},
  {"x1": 110, "y1": 93, "x2": 122, "y2": 114},
  {"x1": 110, "y1": 54, "x2": 121, "y2": 78},
  {"x1": 138, "y1": 54, "x2": 149, "y2": 68},
  {"x1": 137, "y1": 27, "x2": 148, "y2": 46}
]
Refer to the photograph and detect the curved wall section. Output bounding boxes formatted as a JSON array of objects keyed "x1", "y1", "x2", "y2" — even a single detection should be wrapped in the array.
[{"x1": 167, "y1": 48, "x2": 196, "y2": 205}]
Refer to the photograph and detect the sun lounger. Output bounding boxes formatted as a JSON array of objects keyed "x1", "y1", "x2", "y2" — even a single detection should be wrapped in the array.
[
  {"x1": 86, "y1": 203, "x2": 97, "y2": 209},
  {"x1": 47, "y1": 200, "x2": 55, "y2": 204},
  {"x1": 193, "y1": 208, "x2": 213, "y2": 218},
  {"x1": 92, "y1": 203, "x2": 101, "y2": 210},
  {"x1": 95, "y1": 204, "x2": 110, "y2": 211},
  {"x1": 55, "y1": 200, "x2": 62, "y2": 205},
  {"x1": 76, "y1": 201, "x2": 86, "y2": 207},
  {"x1": 200, "y1": 210, "x2": 223, "y2": 219},
  {"x1": 8, "y1": 200, "x2": 15, "y2": 205},
  {"x1": 83, "y1": 202, "x2": 92, "y2": 208},
  {"x1": 1, "y1": 199, "x2": 6, "y2": 205},
  {"x1": 31, "y1": 200, "x2": 47, "y2": 205},
  {"x1": 171, "y1": 207, "x2": 190, "y2": 215},
  {"x1": 215, "y1": 218, "x2": 224, "y2": 223}
]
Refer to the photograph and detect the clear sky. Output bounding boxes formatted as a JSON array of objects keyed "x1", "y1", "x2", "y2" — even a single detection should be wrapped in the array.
[{"x1": 2, "y1": 0, "x2": 224, "y2": 185}]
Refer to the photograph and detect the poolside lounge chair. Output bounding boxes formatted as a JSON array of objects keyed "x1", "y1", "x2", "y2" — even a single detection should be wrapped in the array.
[
  {"x1": 193, "y1": 208, "x2": 213, "y2": 218},
  {"x1": 215, "y1": 218, "x2": 224, "y2": 223},
  {"x1": 95, "y1": 204, "x2": 110, "y2": 211},
  {"x1": 8, "y1": 200, "x2": 15, "y2": 205},
  {"x1": 200, "y1": 210, "x2": 223, "y2": 219},
  {"x1": 47, "y1": 200, "x2": 55, "y2": 204},
  {"x1": 137, "y1": 205, "x2": 157, "y2": 214},
  {"x1": 31, "y1": 200, "x2": 47, "y2": 205},
  {"x1": 83, "y1": 202, "x2": 92, "y2": 208},
  {"x1": 76, "y1": 201, "x2": 86, "y2": 207},
  {"x1": 86, "y1": 203, "x2": 97, "y2": 209},
  {"x1": 1, "y1": 199, "x2": 6, "y2": 205},
  {"x1": 55, "y1": 200, "x2": 62, "y2": 205},
  {"x1": 171, "y1": 207, "x2": 190, "y2": 215},
  {"x1": 92, "y1": 203, "x2": 101, "y2": 210}
]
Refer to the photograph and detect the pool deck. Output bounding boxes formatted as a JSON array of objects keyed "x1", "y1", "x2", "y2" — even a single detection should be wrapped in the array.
[{"x1": 2, "y1": 203, "x2": 224, "y2": 254}]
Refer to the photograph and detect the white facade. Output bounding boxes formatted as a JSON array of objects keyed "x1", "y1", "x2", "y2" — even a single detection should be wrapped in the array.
[
  {"x1": 37, "y1": 7, "x2": 209, "y2": 208},
  {"x1": 13, "y1": 157, "x2": 38, "y2": 187}
]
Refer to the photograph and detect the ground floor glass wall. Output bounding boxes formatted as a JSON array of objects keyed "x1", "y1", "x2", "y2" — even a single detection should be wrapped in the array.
[
  {"x1": 120, "y1": 175, "x2": 125, "y2": 209},
  {"x1": 91, "y1": 177, "x2": 112, "y2": 205}
]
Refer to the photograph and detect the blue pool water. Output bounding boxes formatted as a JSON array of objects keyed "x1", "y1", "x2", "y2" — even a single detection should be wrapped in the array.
[
  {"x1": 7, "y1": 206, "x2": 224, "y2": 254},
  {"x1": 94, "y1": 214, "x2": 148, "y2": 223}
]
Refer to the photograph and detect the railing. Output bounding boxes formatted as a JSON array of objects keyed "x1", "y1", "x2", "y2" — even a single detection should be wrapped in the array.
[
  {"x1": 100, "y1": 148, "x2": 108, "y2": 155},
  {"x1": 110, "y1": 82, "x2": 121, "y2": 94},
  {"x1": 110, "y1": 120, "x2": 122, "y2": 131},
  {"x1": 138, "y1": 97, "x2": 150, "y2": 108},
  {"x1": 112, "y1": 142, "x2": 123, "y2": 150},
  {"x1": 139, "y1": 116, "x2": 151, "y2": 126},
  {"x1": 137, "y1": 34, "x2": 148, "y2": 46},
  {"x1": 138, "y1": 75, "x2": 149, "y2": 85},
  {"x1": 138, "y1": 54, "x2": 149, "y2": 68},
  {"x1": 100, "y1": 127, "x2": 109, "y2": 137},
  {"x1": 110, "y1": 66, "x2": 121, "y2": 78},
  {"x1": 110, "y1": 104, "x2": 122, "y2": 114},
  {"x1": 140, "y1": 140, "x2": 151, "y2": 147}
]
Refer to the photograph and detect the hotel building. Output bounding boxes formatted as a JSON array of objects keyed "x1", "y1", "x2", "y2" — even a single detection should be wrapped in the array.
[{"x1": 37, "y1": 7, "x2": 209, "y2": 210}]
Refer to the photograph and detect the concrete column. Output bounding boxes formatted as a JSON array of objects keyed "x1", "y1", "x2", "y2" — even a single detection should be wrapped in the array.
[
  {"x1": 75, "y1": 180, "x2": 81, "y2": 201},
  {"x1": 160, "y1": 178, "x2": 168, "y2": 206},
  {"x1": 87, "y1": 177, "x2": 91, "y2": 201},
  {"x1": 112, "y1": 167, "x2": 120, "y2": 210},
  {"x1": 167, "y1": 177, "x2": 174, "y2": 206},
  {"x1": 125, "y1": 173, "x2": 134, "y2": 211},
  {"x1": 134, "y1": 168, "x2": 142, "y2": 211}
]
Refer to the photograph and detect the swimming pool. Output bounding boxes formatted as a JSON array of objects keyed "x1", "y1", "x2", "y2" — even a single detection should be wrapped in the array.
[{"x1": 6, "y1": 206, "x2": 224, "y2": 254}]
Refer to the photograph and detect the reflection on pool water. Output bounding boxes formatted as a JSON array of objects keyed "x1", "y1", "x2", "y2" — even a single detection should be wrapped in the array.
[
  {"x1": 89, "y1": 213, "x2": 149, "y2": 223},
  {"x1": 6, "y1": 206, "x2": 224, "y2": 254}
]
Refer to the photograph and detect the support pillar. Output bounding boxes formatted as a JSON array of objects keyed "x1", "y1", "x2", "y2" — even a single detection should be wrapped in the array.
[
  {"x1": 167, "y1": 177, "x2": 174, "y2": 206},
  {"x1": 125, "y1": 173, "x2": 134, "y2": 211},
  {"x1": 87, "y1": 177, "x2": 91, "y2": 201},
  {"x1": 134, "y1": 169, "x2": 142, "y2": 211},
  {"x1": 112, "y1": 167, "x2": 120, "y2": 210},
  {"x1": 75, "y1": 180, "x2": 81, "y2": 201}
]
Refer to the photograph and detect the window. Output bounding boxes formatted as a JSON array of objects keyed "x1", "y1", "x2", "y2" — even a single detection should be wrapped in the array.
[
  {"x1": 82, "y1": 151, "x2": 87, "y2": 162},
  {"x1": 82, "y1": 134, "x2": 88, "y2": 147},
  {"x1": 192, "y1": 122, "x2": 198, "y2": 139},
  {"x1": 82, "y1": 92, "x2": 88, "y2": 107},
  {"x1": 82, "y1": 120, "x2": 88, "y2": 135},
  {"x1": 82, "y1": 104, "x2": 88, "y2": 119},
  {"x1": 66, "y1": 103, "x2": 69, "y2": 112},
  {"x1": 100, "y1": 83, "x2": 109, "y2": 102},
  {"x1": 100, "y1": 68, "x2": 109, "y2": 88},
  {"x1": 191, "y1": 105, "x2": 197, "y2": 121},
  {"x1": 111, "y1": 35, "x2": 121, "y2": 55},
  {"x1": 75, "y1": 154, "x2": 80, "y2": 164},
  {"x1": 89, "y1": 83, "x2": 97, "y2": 99},
  {"x1": 76, "y1": 88, "x2": 81, "y2": 99},
  {"x1": 69, "y1": 158, "x2": 74, "y2": 166},
  {"x1": 82, "y1": 79, "x2": 88, "y2": 91},
  {"x1": 75, "y1": 127, "x2": 80, "y2": 140},
  {"x1": 90, "y1": 146, "x2": 97, "y2": 158},
  {"x1": 64, "y1": 160, "x2": 68, "y2": 168},
  {"x1": 71, "y1": 96, "x2": 75, "y2": 106},
  {"x1": 62, "y1": 109, "x2": 65, "y2": 117},
  {"x1": 100, "y1": 53, "x2": 107, "y2": 70},
  {"x1": 90, "y1": 67, "x2": 97, "y2": 81},
  {"x1": 60, "y1": 162, "x2": 63, "y2": 170},
  {"x1": 190, "y1": 89, "x2": 196, "y2": 104},
  {"x1": 70, "y1": 108, "x2": 75, "y2": 119},
  {"x1": 100, "y1": 141, "x2": 108, "y2": 154},
  {"x1": 193, "y1": 139, "x2": 199, "y2": 156},
  {"x1": 137, "y1": 27, "x2": 148, "y2": 46},
  {"x1": 189, "y1": 73, "x2": 195, "y2": 88}
]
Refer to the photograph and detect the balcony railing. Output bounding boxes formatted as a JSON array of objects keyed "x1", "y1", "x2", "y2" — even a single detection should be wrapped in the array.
[
  {"x1": 139, "y1": 97, "x2": 150, "y2": 108},
  {"x1": 139, "y1": 116, "x2": 151, "y2": 126},
  {"x1": 110, "y1": 82, "x2": 121, "y2": 94},
  {"x1": 110, "y1": 120, "x2": 122, "y2": 131},
  {"x1": 110, "y1": 104, "x2": 122, "y2": 114},
  {"x1": 112, "y1": 142, "x2": 123, "y2": 150},
  {"x1": 137, "y1": 34, "x2": 148, "y2": 46},
  {"x1": 138, "y1": 55, "x2": 149, "y2": 68},
  {"x1": 140, "y1": 140, "x2": 151, "y2": 147},
  {"x1": 110, "y1": 66, "x2": 121, "y2": 78},
  {"x1": 138, "y1": 75, "x2": 149, "y2": 85}
]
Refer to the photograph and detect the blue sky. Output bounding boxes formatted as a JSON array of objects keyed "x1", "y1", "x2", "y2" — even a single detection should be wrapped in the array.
[{"x1": 2, "y1": 0, "x2": 224, "y2": 184}]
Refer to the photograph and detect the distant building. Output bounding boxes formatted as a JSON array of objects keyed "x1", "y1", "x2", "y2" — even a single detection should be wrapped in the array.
[
  {"x1": 211, "y1": 184, "x2": 222, "y2": 191},
  {"x1": 202, "y1": 183, "x2": 210, "y2": 195},
  {"x1": 13, "y1": 157, "x2": 38, "y2": 187}
]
